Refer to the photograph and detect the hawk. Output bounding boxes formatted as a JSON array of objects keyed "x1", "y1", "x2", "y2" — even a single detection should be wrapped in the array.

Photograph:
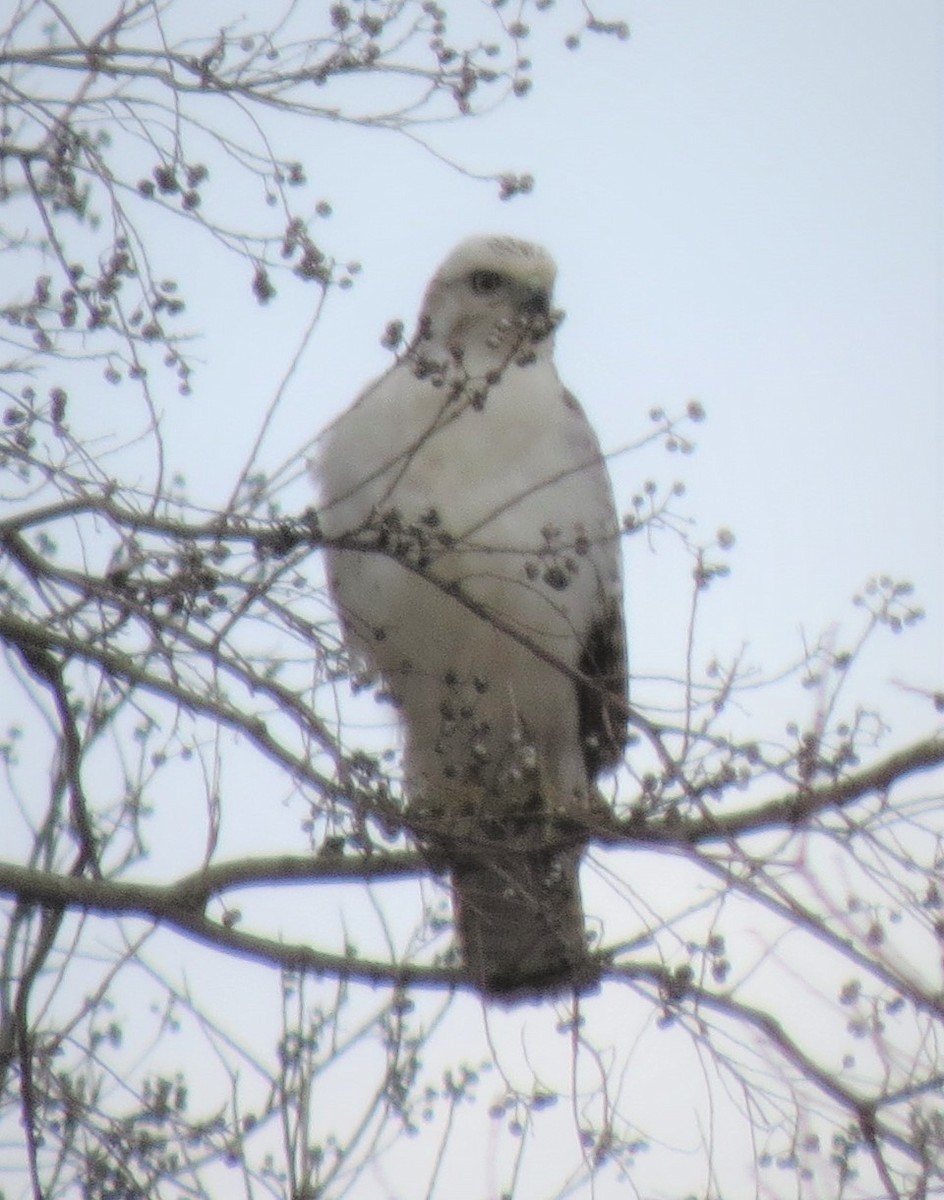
[{"x1": 313, "y1": 235, "x2": 627, "y2": 997}]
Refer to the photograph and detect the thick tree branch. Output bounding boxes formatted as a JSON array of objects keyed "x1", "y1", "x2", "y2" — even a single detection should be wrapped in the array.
[
  {"x1": 599, "y1": 735, "x2": 944, "y2": 845},
  {"x1": 0, "y1": 854, "x2": 425, "y2": 916}
]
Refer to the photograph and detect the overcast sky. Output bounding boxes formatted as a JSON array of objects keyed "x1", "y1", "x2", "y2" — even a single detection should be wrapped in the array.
[
  {"x1": 4, "y1": 3, "x2": 942, "y2": 1197},
  {"x1": 165, "y1": 0, "x2": 942, "y2": 716},
  {"x1": 157, "y1": 5, "x2": 944, "y2": 1194}
]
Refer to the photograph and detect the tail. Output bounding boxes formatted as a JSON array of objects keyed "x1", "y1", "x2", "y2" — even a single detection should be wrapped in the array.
[{"x1": 451, "y1": 845, "x2": 597, "y2": 999}]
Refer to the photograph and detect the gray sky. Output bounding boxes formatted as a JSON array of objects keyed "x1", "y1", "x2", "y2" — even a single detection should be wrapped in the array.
[
  {"x1": 4, "y1": 3, "x2": 942, "y2": 1197},
  {"x1": 175, "y1": 0, "x2": 942, "y2": 699},
  {"x1": 158, "y1": 5, "x2": 943, "y2": 1194}
]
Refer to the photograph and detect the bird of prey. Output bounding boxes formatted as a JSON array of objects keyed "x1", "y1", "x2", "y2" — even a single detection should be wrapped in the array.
[{"x1": 313, "y1": 234, "x2": 627, "y2": 997}]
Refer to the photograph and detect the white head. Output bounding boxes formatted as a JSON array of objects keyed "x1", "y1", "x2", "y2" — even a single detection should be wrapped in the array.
[{"x1": 417, "y1": 235, "x2": 559, "y2": 358}]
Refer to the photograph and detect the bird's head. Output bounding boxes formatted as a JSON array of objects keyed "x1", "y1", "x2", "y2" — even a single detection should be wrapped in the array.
[{"x1": 417, "y1": 235, "x2": 560, "y2": 362}]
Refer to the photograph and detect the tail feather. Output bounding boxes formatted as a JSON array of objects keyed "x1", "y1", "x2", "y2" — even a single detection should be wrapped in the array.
[{"x1": 452, "y1": 847, "x2": 596, "y2": 998}]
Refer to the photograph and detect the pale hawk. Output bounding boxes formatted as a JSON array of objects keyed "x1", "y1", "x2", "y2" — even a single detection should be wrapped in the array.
[{"x1": 313, "y1": 235, "x2": 627, "y2": 997}]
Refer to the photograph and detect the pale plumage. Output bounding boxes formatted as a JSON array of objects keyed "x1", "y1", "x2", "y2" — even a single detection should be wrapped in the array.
[{"x1": 314, "y1": 235, "x2": 627, "y2": 996}]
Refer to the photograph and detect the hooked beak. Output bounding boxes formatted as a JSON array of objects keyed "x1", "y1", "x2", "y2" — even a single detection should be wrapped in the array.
[{"x1": 521, "y1": 287, "x2": 550, "y2": 318}]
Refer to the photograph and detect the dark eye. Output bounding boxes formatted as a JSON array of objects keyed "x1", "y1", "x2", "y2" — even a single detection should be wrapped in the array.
[{"x1": 469, "y1": 269, "x2": 503, "y2": 295}]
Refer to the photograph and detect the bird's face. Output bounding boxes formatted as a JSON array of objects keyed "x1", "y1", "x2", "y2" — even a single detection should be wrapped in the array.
[{"x1": 418, "y1": 236, "x2": 559, "y2": 361}]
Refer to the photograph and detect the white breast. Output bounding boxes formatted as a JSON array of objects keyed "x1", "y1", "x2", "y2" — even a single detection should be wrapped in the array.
[{"x1": 314, "y1": 356, "x2": 620, "y2": 813}]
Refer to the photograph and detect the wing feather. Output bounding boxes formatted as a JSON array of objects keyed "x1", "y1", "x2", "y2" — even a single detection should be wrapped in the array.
[{"x1": 577, "y1": 596, "x2": 628, "y2": 778}]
